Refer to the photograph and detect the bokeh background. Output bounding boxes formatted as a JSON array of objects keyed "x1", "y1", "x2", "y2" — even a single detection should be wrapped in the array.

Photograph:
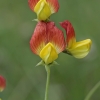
[{"x1": 0, "y1": 0, "x2": 100, "y2": 100}]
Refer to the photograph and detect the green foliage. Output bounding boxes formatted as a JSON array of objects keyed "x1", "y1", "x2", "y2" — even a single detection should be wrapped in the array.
[{"x1": 0, "y1": 0, "x2": 100, "y2": 100}]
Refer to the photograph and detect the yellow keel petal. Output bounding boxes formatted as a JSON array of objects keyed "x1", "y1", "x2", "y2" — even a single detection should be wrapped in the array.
[
  {"x1": 40, "y1": 43, "x2": 58, "y2": 64},
  {"x1": 67, "y1": 39, "x2": 92, "y2": 58},
  {"x1": 34, "y1": 0, "x2": 51, "y2": 20}
]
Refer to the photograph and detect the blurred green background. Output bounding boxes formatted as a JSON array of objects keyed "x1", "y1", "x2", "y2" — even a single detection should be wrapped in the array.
[{"x1": 0, "y1": 0, "x2": 100, "y2": 100}]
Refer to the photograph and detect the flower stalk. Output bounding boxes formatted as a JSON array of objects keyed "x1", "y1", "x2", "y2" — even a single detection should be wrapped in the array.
[
  {"x1": 45, "y1": 65, "x2": 50, "y2": 100},
  {"x1": 84, "y1": 81, "x2": 100, "y2": 100}
]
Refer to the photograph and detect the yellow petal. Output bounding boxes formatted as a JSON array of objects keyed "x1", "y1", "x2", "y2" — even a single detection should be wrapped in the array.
[
  {"x1": 40, "y1": 42, "x2": 58, "y2": 64},
  {"x1": 67, "y1": 39, "x2": 92, "y2": 58},
  {"x1": 34, "y1": 0, "x2": 51, "y2": 20}
]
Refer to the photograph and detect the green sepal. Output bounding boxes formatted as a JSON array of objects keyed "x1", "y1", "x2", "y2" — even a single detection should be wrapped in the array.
[
  {"x1": 53, "y1": 61, "x2": 59, "y2": 65},
  {"x1": 62, "y1": 49, "x2": 72, "y2": 56},
  {"x1": 32, "y1": 17, "x2": 50, "y2": 22},
  {"x1": 35, "y1": 60, "x2": 59, "y2": 67},
  {"x1": 47, "y1": 61, "x2": 59, "y2": 67},
  {"x1": 32, "y1": 19, "x2": 39, "y2": 22},
  {"x1": 35, "y1": 60, "x2": 45, "y2": 67}
]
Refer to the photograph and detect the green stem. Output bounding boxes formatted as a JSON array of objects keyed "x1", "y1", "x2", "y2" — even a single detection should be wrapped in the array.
[
  {"x1": 84, "y1": 81, "x2": 100, "y2": 100},
  {"x1": 44, "y1": 65, "x2": 50, "y2": 100}
]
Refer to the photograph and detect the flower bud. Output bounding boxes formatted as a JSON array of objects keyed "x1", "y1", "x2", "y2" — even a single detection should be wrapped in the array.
[{"x1": 0, "y1": 76, "x2": 6, "y2": 92}]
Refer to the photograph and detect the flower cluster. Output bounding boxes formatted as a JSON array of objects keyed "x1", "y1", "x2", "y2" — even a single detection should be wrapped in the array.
[{"x1": 28, "y1": 0, "x2": 92, "y2": 65}]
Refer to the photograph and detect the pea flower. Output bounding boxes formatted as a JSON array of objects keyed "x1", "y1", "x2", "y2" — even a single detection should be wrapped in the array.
[
  {"x1": 60, "y1": 20, "x2": 92, "y2": 58},
  {"x1": 28, "y1": 0, "x2": 59, "y2": 21},
  {"x1": 30, "y1": 21, "x2": 65, "y2": 65},
  {"x1": 0, "y1": 76, "x2": 6, "y2": 92}
]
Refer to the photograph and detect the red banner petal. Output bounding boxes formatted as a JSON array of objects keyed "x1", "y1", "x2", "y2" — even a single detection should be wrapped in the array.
[
  {"x1": 30, "y1": 21, "x2": 65, "y2": 55},
  {"x1": 47, "y1": 22, "x2": 65, "y2": 53},
  {"x1": 28, "y1": 0, "x2": 39, "y2": 11},
  {"x1": 30, "y1": 21, "x2": 47, "y2": 55},
  {"x1": 47, "y1": 0, "x2": 59, "y2": 13},
  {"x1": 60, "y1": 20, "x2": 76, "y2": 48}
]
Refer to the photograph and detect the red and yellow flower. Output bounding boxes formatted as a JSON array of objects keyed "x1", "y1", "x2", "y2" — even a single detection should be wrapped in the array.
[
  {"x1": 30, "y1": 21, "x2": 65, "y2": 65},
  {"x1": 30, "y1": 20, "x2": 91, "y2": 65},
  {"x1": 0, "y1": 76, "x2": 6, "y2": 92},
  {"x1": 28, "y1": 0, "x2": 59, "y2": 21},
  {"x1": 60, "y1": 20, "x2": 92, "y2": 58}
]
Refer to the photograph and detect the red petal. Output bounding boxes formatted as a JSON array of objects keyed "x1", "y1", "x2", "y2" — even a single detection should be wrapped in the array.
[
  {"x1": 30, "y1": 21, "x2": 65, "y2": 55},
  {"x1": 28, "y1": 0, "x2": 39, "y2": 11},
  {"x1": 47, "y1": 0, "x2": 59, "y2": 13},
  {"x1": 0, "y1": 76, "x2": 6, "y2": 92},
  {"x1": 30, "y1": 21, "x2": 47, "y2": 55},
  {"x1": 60, "y1": 20, "x2": 76, "y2": 48},
  {"x1": 47, "y1": 22, "x2": 65, "y2": 53}
]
